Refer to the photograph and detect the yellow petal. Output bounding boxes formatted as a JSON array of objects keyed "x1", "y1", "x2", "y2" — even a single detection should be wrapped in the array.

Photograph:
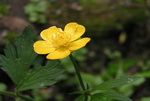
[
  {"x1": 33, "y1": 41, "x2": 55, "y2": 54},
  {"x1": 46, "y1": 48, "x2": 71, "y2": 59},
  {"x1": 41, "y1": 26, "x2": 63, "y2": 41},
  {"x1": 68, "y1": 38, "x2": 91, "y2": 50},
  {"x1": 64, "y1": 22, "x2": 85, "y2": 41}
]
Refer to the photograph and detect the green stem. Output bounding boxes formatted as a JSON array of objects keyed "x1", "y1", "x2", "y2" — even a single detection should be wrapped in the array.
[
  {"x1": 69, "y1": 54, "x2": 88, "y2": 101},
  {"x1": 15, "y1": 96, "x2": 20, "y2": 101},
  {"x1": 0, "y1": 91, "x2": 33, "y2": 101},
  {"x1": 16, "y1": 91, "x2": 19, "y2": 101},
  {"x1": 69, "y1": 54, "x2": 86, "y2": 90},
  {"x1": 0, "y1": 91, "x2": 17, "y2": 97},
  {"x1": 85, "y1": 95, "x2": 88, "y2": 101}
]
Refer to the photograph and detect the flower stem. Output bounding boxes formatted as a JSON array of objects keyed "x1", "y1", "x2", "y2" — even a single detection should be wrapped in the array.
[
  {"x1": 69, "y1": 54, "x2": 86, "y2": 91},
  {"x1": 69, "y1": 54, "x2": 88, "y2": 101}
]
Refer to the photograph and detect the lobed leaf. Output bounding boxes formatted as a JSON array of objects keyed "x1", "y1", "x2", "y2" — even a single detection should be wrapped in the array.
[
  {"x1": 15, "y1": 25, "x2": 37, "y2": 67},
  {"x1": 92, "y1": 76, "x2": 139, "y2": 92},
  {"x1": 4, "y1": 43, "x2": 17, "y2": 60},
  {"x1": 0, "y1": 26, "x2": 64, "y2": 92},
  {"x1": 91, "y1": 92, "x2": 132, "y2": 101},
  {"x1": 75, "y1": 95, "x2": 84, "y2": 101},
  {"x1": 0, "y1": 55, "x2": 28, "y2": 84},
  {"x1": 17, "y1": 60, "x2": 64, "y2": 91},
  {"x1": 106, "y1": 93, "x2": 132, "y2": 101},
  {"x1": 91, "y1": 94, "x2": 108, "y2": 101},
  {"x1": 0, "y1": 26, "x2": 37, "y2": 85}
]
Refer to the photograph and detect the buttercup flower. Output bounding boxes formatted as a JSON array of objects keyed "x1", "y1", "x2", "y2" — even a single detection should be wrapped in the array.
[{"x1": 33, "y1": 22, "x2": 91, "y2": 59}]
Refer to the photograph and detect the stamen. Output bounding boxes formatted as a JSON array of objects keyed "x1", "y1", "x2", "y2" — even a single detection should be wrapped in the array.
[{"x1": 52, "y1": 32, "x2": 71, "y2": 48}]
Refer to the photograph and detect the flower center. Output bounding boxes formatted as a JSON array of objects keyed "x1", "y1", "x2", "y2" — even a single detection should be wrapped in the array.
[{"x1": 52, "y1": 32, "x2": 71, "y2": 48}]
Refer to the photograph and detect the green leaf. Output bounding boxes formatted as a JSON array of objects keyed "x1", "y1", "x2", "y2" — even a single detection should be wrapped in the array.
[
  {"x1": 75, "y1": 95, "x2": 84, "y2": 101},
  {"x1": 0, "y1": 26, "x2": 37, "y2": 85},
  {"x1": 106, "y1": 92, "x2": 132, "y2": 101},
  {"x1": 118, "y1": 77, "x2": 145, "y2": 96},
  {"x1": 91, "y1": 93, "x2": 108, "y2": 101},
  {"x1": 92, "y1": 76, "x2": 139, "y2": 92},
  {"x1": 135, "y1": 71, "x2": 150, "y2": 78},
  {"x1": 0, "y1": 83, "x2": 7, "y2": 91},
  {"x1": 91, "y1": 92, "x2": 132, "y2": 101},
  {"x1": 82, "y1": 72, "x2": 103, "y2": 87},
  {"x1": 0, "y1": 55, "x2": 29, "y2": 84},
  {"x1": 4, "y1": 43, "x2": 17, "y2": 60},
  {"x1": 17, "y1": 60, "x2": 64, "y2": 91},
  {"x1": 15, "y1": 25, "x2": 37, "y2": 67},
  {"x1": 0, "y1": 26, "x2": 64, "y2": 92},
  {"x1": 140, "y1": 97, "x2": 150, "y2": 101}
]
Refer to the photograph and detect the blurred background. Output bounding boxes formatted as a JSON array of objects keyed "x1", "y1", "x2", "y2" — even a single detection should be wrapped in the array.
[{"x1": 0, "y1": 0, "x2": 150, "y2": 101}]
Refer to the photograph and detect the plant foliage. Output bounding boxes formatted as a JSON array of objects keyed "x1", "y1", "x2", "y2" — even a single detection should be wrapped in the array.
[{"x1": 0, "y1": 26, "x2": 64, "y2": 92}]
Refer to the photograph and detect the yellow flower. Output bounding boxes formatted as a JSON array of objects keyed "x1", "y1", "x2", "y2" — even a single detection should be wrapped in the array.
[{"x1": 33, "y1": 22, "x2": 91, "y2": 59}]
